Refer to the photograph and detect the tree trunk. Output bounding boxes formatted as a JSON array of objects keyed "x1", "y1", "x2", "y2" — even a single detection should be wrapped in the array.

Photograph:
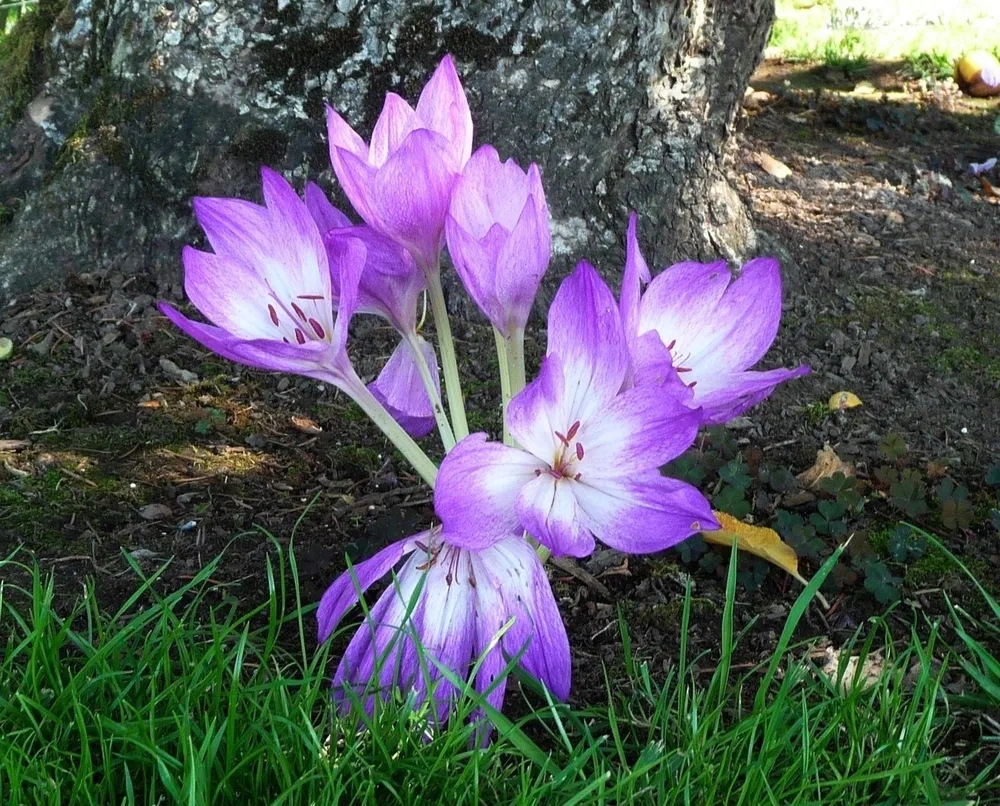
[{"x1": 0, "y1": 0, "x2": 773, "y2": 302}]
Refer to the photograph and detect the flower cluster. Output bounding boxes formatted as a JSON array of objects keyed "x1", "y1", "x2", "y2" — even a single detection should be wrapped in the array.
[{"x1": 160, "y1": 56, "x2": 808, "y2": 740}]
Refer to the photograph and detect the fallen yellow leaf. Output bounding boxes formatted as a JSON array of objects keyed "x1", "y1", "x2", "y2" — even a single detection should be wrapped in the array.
[
  {"x1": 701, "y1": 511, "x2": 830, "y2": 608},
  {"x1": 828, "y1": 391, "x2": 862, "y2": 411}
]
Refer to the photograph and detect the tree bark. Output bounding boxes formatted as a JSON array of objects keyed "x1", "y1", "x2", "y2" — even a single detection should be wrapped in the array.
[{"x1": 0, "y1": 0, "x2": 773, "y2": 301}]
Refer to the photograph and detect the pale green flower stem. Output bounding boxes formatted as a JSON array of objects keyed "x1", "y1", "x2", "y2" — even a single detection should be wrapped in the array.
[
  {"x1": 345, "y1": 374, "x2": 439, "y2": 488},
  {"x1": 426, "y1": 270, "x2": 470, "y2": 441},
  {"x1": 493, "y1": 327, "x2": 513, "y2": 444},
  {"x1": 493, "y1": 325, "x2": 527, "y2": 446},
  {"x1": 403, "y1": 330, "x2": 457, "y2": 451}
]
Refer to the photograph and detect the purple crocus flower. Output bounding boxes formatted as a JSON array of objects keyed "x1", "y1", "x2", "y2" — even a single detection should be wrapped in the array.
[
  {"x1": 159, "y1": 168, "x2": 363, "y2": 388},
  {"x1": 445, "y1": 145, "x2": 550, "y2": 336},
  {"x1": 326, "y1": 54, "x2": 473, "y2": 273},
  {"x1": 433, "y1": 262, "x2": 718, "y2": 558},
  {"x1": 317, "y1": 528, "x2": 569, "y2": 736},
  {"x1": 620, "y1": 214, "x2": 810, "y2": 425}
]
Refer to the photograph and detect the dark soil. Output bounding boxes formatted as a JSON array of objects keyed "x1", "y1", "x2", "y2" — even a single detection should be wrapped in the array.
[{"x1": 1, "y1": 59, "x2": 999, "y2": 743}]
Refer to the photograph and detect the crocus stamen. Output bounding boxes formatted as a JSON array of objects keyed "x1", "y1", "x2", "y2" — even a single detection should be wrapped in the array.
[
  {"x1": 268, "y1": 304, "x2": 280, "y2": 326},
  {"x1": 309, "y1": 318, "x2": 326, "y2": 339},
  {"x1": 295, "y1": 328, "x2": 306, "y2": 344}
]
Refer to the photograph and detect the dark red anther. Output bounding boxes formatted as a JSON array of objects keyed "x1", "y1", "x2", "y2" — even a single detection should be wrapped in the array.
[
  {"x1": 309, "y1": 318, "x2": 326, "y2": 339},
  {"x1": 688, "y1": 381, "x2": 698, "y2": 389},
  {"x1": 574, "y1": 472, "x2": 582, "y2": 481},
  {"x1": 282, "y1": 337, "x2": 290, "y2": 344},
  {"x1": 666, "y1": 339, "x2": 677, "y2": 351},
  {"x1": 566, "y1": 421, "x2": 581, "y2": 441},
  {"x1": 414, "y1": 540, "x2": 428, "y2": 552},
  {"x1": 268, "y1": 304, "x2": 280, "y2": 326},
  {"x1": 294, "y1": 328, "x2": 306, "y2": 344},
  {"x1": 576, "y1": 442, "x2": 585, "y2": 460},
  {"x1": 534, "y1": 468, "x2": 542, "y2": 477},
  {"x1": 554, "y1": 430, "x2": 570, "y2": 447},
  {"x1": 291, "y1": 302, "x2": 307, "y2": 322},
  {"x1": 677, "y1": 366, "x2": 692, "y2": 373},
  {"x1": 297, "y1": 294, "x2": 325, "y2": 300}
]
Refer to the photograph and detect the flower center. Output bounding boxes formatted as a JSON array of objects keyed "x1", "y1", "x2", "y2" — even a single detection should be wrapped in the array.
[
  {"x1": 414, "y1": 533, "x2": 476, "y2": 588},
  {"x1": 542, "y1": 420, "x2": 584, "y2": 481},
  {"x1": 666, "y1": 338, "x2": 697, "y2": 389},
  {"x1": 265, "y1": 291, "x2": 329, "y2": 345}
]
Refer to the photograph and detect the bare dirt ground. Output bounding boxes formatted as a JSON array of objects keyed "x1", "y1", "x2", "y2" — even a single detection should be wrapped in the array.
[{"x1": 1, "y1": 61, "x2": 998, "y2": 743}]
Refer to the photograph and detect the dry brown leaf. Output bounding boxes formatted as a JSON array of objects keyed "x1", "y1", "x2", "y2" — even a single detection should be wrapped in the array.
[
  {"x1": 291, "y1": 415, "x2": 323, "y2": 435},
  {"x1": 979, "y1": 176, "x2": 1000, "y2": 198},
  {"x1": 828, "y1": 391, "x2": 863, "y2": 411},
  {"x1": 755, "y1": 152, "x2": 792, "y2": 180},
  {"x1": 701, "y1": 511, "x2": 829, "y2": 608},
  {"x1": 796, "y1": 444, "x2": 855, "y2": 490},
  {"x1": 138, "y1": 399, "x2": 162, "y2": 409},
  {"x1": 925, "y1": 461, "x2": 949, "y2": 479},
  {"x1": 816, "y1": 646, "x2": 885, "y2": 694}
]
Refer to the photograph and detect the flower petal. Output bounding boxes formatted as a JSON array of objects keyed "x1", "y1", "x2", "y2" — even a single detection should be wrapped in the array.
[
  {"x1": 415, "y1": 54, "x2": 473, "y2": 171},
  {"x1": 506, "y1": 353, "x2": 564, "y2": 463},
  {"x1": 324, "y1": 227, "x2": 427, "y2": 335},
  {"x1": 576, "y1": 473, "x2": 719, "y2": 554},
  {"x1": 332, "y1": 553, "x2": 425, "y2": 715},
  {"x1": 628, "y1": 331, "x2": 696, "y2": 405},
  {"x1": 619, "y1": 212, "x2": 650, "y2": 341},
  {"x1": 703, "y1": 257, "x2": 784, "y2": 373},
  {"x1": 445, "y1": 215, "x2": 503, "y2": 326},
  {"x1": 316, "y1": 533, "x2": 423, "y2": 642},
  {"x1": 180, "y1": 246, "x2": 275, "y2": 340},
  {"x1": 546, "y1": 262, "x2": 628, "y2": 421},
  {"x1": 487, "y1": 537, "x2": 570, "y2": 699},
  {"x1": 368, "y1": 128, "x2": 456, "y2": 271},
  {"x1": 326, "y1": 104, "x2": 369, "y2": 164},
  {"x1": 579, "y1": 382, "x2": 704, "y2": 478},
  {"x1": 492, "y1": 181, "x2": 550, "y2": 333},
  {"x1": 158, "y1": 302, "x2": 346, "y2": 382},
  {"x1": 368, "y1": 93, "x2": 420, "y2": 169},
  {"x1": 414, "y1": 551, "x2": 478, "y2": 724},
  {"x1": 636, "y1": 259, "x2": 732, "y2": 365},
  {"x1": 304, "y1": 182, "x2": 352, "y2": 234},
  {"x1": 692, "y1": 365, "x2": 811, "y2": 425},
  {"x1": 369, "y1": 337, "x2": 440, "y2": 438},
  {"x1": 191, "y1": 195, "x2": 272, "y2": 271},
  {"x1": 258, "y1": 168, "x2": 332, "y2": 317},
  {"x1": 435, "y1": 434, "x2": 544, "y2": 550},
  {"x1": 516, "y1": 474, "x2": 595, "y2": 557}
]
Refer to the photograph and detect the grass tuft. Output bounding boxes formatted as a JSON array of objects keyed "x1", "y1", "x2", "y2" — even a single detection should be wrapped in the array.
[{"x1": 0, "y1": 531, "x2": 995, "y2": 803}]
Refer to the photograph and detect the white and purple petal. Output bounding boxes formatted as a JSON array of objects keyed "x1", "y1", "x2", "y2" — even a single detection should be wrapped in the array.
[
  {"x1": 368, "y1": 337, "x2": 440, "y2": 438},
  {"x1": 515, "y1": 474, "x2": 595, "y2": 558},
  {"x1": 545, "y1": 262, "x2": 629, "y2": 422},
  {"x1": 435, "y1": 434, "x2": 544, "y2": 550},
  {"x1": 576, "y1": 473, "x2": 719, "y2": 554},
  {"x1": 316, "y1": 533, "x2": 425, "y2": 642}
]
